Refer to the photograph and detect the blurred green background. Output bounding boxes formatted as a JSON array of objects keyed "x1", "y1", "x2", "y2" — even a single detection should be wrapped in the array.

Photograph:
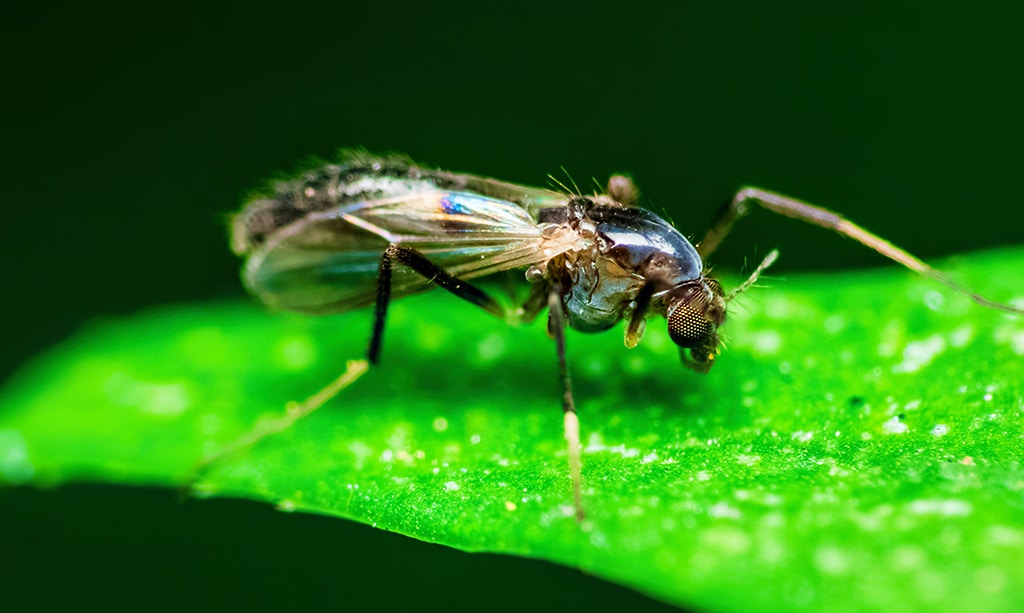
[{"x1": 3, "y1": 2, "x2": 1022, "y2": 610}]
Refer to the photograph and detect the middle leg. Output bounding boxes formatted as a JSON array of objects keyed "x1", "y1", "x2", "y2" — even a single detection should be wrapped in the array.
[
  {"x1": 547, "y1": 282, "x2": 585, "y2": 522},
  {"x1": 369, "y1": 243, "x2": 505, "y2": 364}
]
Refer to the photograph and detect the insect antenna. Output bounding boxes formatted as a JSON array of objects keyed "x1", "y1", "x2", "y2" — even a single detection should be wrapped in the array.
[
  {"x1": 726, "y1": 249, "x2": 779, "y2": 302},
  {"x1": 559, "y1": 166, "x2": 583, "y2": 197},
  {"x1": 547, "y1": 174, "x2": 575, "y2": 197},
  {"x1": 565, "y1": 167, "x2": 581, "y2": 196}
]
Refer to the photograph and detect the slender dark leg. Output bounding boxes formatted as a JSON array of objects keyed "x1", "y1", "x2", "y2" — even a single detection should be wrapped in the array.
[
  {"x1": 547, "y1": 284, "x2": 584, "y2": 522},
  {"x1": 698, "y1": 187, "x2": 1023, "y2": 315},
  {"x1": 518, "y1": 281, "x2": 549, "y2": 324},
  {"x1": 369, "y1": 243, "x2": 505, "y2": 364}
]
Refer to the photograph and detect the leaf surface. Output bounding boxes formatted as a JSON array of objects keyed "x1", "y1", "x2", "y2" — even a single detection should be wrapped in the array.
[{"x1": 2, "y1": 247, "x2": 1023, "y2": 612}]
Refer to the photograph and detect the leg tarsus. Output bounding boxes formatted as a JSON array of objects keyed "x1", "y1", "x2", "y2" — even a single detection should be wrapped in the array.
[
  {"x1": 564, "y1": 410, "x2": 584, "y2": 522},
  {"x1": 191, "y1": 359, "x2": 370, "y2": 479}
]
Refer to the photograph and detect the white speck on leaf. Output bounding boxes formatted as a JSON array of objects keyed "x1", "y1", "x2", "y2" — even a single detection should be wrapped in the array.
[
  {"x1": 749, "y1": 330, "x2": 782, "y2": 355},
  {"x1": 104, "y1": 372, "x2": 191, "y2": 417},
  {"x1": 736, "y1": 454, "x2": 761, "y2": 466},
  {"x1": 975, "y1": 566, "x2": 1007, "y2": 593},
  {"x1": 584, "y1": 432, "x2": 605, "y2": 452},
  {"x1": 348, "y1": 441, "x2": 372, "y2": 469},
  {"x1": 893, "y1": 335, "x2": 946, "y2": 373},
  {"x1": 276, "y1": 335, "x2": 317, "y2": 370},
  {"x1": 986, "y1": 525, "x2": 1024, "y2": 547},
  {"x1": 814, "y1": 546, "x2": 850, "y2": 575},
  {"x1": 475, "y1": 332, "x2": 507, "y2": 363},
  {"x1": 1013, "y1": 330, "x2": 1024, "y2": 355},
  {"x1": 923, "y1": 290, "x2": 945, "y2": 311},
  {"x1": 890, "y1": 545, "x2": 925, "y2": 571},
  {"x1": 908, "y1": 499, "x2": 972, "y2": 517},
  {"x1": 949, "y1": 324, "x2": 975, "y2": 348},
  {"x1": 882, "y1": 416, "x2": 908, "y2": 434},
  {"x1": 708, "y1": 502, "x2": 742, "y2": 519},
  {"x1": 824, "y1": 314, "x2": 846, "y2": 334}
]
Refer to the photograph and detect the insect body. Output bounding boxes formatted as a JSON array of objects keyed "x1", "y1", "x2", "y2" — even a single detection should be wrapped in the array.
[
  {"x1": 232, "y1": 153, "x2": 735, "y2": 370},
  {"x1": 231, "y1": 151, "x2": 1021, "y2": 521}
]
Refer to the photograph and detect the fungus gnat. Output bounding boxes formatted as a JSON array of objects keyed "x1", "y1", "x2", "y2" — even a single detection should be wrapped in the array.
[{"x1": 227, "y1": 151, "x2": 1022, "y2": 522}]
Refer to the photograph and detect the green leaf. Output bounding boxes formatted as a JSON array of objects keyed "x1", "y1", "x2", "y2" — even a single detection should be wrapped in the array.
[{"x1": 2, "y1": 247, "x2": 1023, "y2": 612}]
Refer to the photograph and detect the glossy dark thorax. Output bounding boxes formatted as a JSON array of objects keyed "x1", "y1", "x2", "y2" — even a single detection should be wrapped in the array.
[{"x1": 540, "y1": 203, "x2": 704, "y2": 332}]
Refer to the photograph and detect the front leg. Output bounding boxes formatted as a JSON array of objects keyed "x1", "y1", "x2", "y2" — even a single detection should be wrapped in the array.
[{"x1": 698, "y1": 187, "x2": 1023, "y2": 314}]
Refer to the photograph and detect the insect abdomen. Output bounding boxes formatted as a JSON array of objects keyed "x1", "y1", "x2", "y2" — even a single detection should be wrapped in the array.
[{"x1": 231, "y1": 151, "x2": 435, "y2": 255}]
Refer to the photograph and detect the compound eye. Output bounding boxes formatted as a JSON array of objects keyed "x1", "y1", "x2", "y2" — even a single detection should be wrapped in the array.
[{"x1": 667, "y1": 302, "x2": 712, "y2": 348}]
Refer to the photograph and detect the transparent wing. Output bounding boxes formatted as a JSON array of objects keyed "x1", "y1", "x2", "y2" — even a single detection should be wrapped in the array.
[
  {"x1": 230, "y1": 150, "x2": 573, "y2": 256},
  {"x1": 435, "y1": 171, "x2": 572, "y2": 217},
  {"x1": 242, "y1": 190, "x2": 582, "y2": 314}
]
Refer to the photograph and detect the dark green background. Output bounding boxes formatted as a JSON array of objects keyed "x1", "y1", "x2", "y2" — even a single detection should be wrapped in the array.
[{"x1": 3, "y1": 2, "x2": 1022, "y2": 610}]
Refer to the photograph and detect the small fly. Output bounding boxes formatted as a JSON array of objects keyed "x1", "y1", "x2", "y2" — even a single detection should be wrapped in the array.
[{"x1": 228, "y1": 150, "x2": 1022, "y2": 522}]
